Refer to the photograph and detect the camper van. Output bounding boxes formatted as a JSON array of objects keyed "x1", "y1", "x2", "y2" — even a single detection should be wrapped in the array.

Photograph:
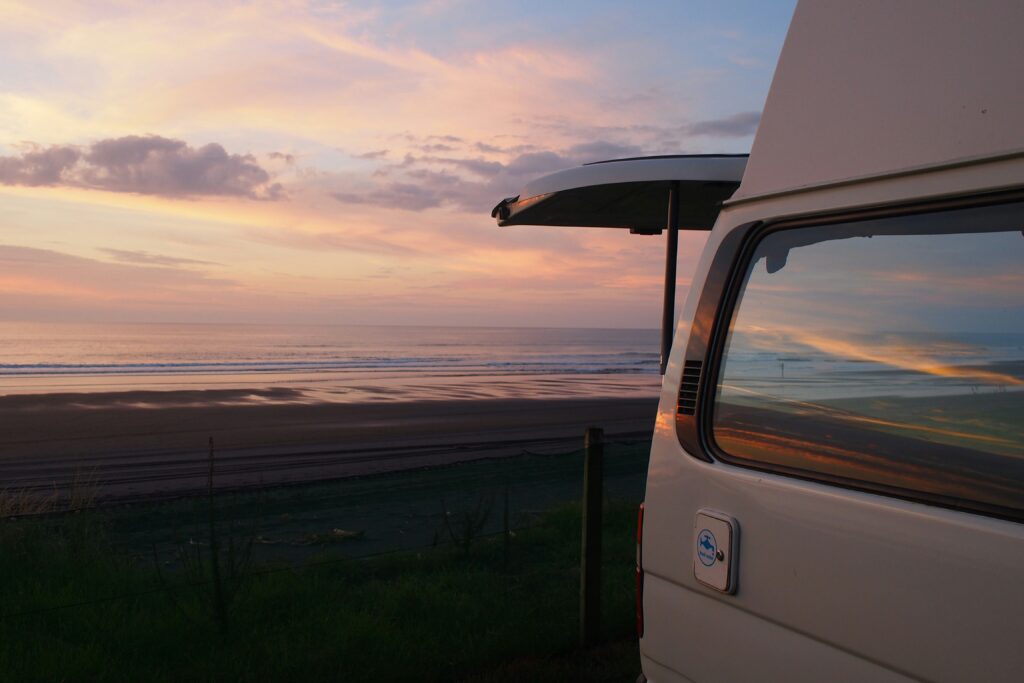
[{"x1": 493, "y1": 1, "x2": 1023, "y2": 681}]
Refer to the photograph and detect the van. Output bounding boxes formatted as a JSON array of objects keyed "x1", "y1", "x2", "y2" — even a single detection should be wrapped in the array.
[{"x1": 493, "y1": 1, "x2": 1024, "y2": 680}]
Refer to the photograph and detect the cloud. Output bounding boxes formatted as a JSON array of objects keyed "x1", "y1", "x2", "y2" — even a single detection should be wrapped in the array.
[
  {"x1": 268, "y1": 151, "x2": 295, "y2": 164},
  {"x1": 564, "y1": 140, "x2": 644, "y2": 161},
  {"x1": 332, "y1": 182, "x2": 443, "y2": 211},
  {"x1": 100, "y1": 248, "x2": 218, "y2": 267},
  {"x1": 426, "y1": 135, "x2": 463, "y2": 143},
  {"x1": 687, "y1": 111, "x2": 761, "y2": 138},
  {"x1": 0, "y1": 136, "x2": 283, "y2": 199},
  {"x1": 473, "y1": 141, "x2": 539, "y2": 155},
  {"x1": 354, "y1": 149, "x2": 389, "y2": 160},
  {"x1": 416, "y1": 143, "x2": 457, "y2": 153},
  {"x1": 0, "y1": 145, "x2": 80, "y2": 185},
  {"x1": 401, "y1": 154, "x2": 503, "y2": 178},
  {"x1": 331, "y1": 138, "x2": 645, "y2": 213}
]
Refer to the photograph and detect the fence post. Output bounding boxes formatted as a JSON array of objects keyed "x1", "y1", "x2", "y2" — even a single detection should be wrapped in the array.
[
  {"x1": 207, "y1": 437, "x2": 228, "y2": 637},
  {"x1": 580, "y1": 426, "x2": 604, "y2": 648},
  {"x1": 502, "y1": 479, "x2": 510, "y2": 571}
]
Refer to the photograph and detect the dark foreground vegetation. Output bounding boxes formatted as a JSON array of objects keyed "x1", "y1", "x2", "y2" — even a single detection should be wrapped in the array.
[{"x1": 0, "y1": 500, "x2": 641, "y2": 682}]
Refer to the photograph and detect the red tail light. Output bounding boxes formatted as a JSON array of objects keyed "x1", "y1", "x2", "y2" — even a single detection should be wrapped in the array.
[{"x1": 636, "y1": 501, "x2": 645, "y2": 639}]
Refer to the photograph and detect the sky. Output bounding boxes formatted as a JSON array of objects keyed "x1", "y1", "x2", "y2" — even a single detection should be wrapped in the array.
[
  {"x1": 729, "y1": 227, "x2": 1024, "y2": 378},
  {"x1": 0, "y1": 0, "x2": 796, "y2": 328}
]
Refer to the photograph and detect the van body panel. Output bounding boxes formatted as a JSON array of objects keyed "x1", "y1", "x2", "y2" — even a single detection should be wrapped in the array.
[
  {"x1": 641, "y1": 573, "x2": 917, "y2": 683},
  {"x1": 639, "y1": 655, "x2": 696, "y2": 683},
  {"x1": 643, "y1": 158, "x2": 1024, "y2": 680},
  {"x1": 736, "y1": 0, "x2": 1024, "y2": 200},
  {"x1": 727, "y1": 150, "x2": 1024, "y2": 210},
  {"x1": 642, "y1": 436, "x2": 1024, "y2": 681}
]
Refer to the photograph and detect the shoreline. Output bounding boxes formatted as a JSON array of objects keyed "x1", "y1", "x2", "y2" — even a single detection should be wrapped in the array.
[{"x1": 0, "y1": 369, "x2": 660, "y2": 402}]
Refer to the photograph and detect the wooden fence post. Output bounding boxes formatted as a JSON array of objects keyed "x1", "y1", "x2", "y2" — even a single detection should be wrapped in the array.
[{"x1": 580, "y1": 426, "x2": 604, "y2": 648}]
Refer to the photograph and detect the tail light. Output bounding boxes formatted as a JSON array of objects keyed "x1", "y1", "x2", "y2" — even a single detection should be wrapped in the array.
[{"x1": 636, "y1": 501, "x2": 645, "y2": 638}]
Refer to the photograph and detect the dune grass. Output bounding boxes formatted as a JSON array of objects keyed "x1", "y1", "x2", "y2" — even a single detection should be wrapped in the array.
[
  {"x1": 0, "y1": 466, "x2": 98, "y2": 517},
  {"x1": 0, "y1": 499, "x2": 641, "y2": 682}
]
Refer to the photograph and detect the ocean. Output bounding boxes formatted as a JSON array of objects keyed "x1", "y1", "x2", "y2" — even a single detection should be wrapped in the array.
[{"x1": 0, "y1": 322, "x2": 664, "y2": 401}]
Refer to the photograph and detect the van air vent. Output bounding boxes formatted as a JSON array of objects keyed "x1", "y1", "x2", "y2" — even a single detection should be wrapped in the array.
[{"x1": 678, "y1": 360, "x2": 702, "y2": 415}]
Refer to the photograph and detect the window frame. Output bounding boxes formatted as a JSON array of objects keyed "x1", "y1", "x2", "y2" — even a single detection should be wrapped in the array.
[{"x1": 676, "y1": 188, "x2": 1024, "y2": 523}]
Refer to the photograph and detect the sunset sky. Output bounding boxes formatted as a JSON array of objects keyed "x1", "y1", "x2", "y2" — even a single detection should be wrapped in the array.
[{"x1": 0, "y1": 0, "x2": 795, "y2": 328}]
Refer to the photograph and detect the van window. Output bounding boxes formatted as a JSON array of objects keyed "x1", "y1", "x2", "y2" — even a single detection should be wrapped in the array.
[{"x1": 712, "y1": 201, "x2": 1024, "y2": 518}]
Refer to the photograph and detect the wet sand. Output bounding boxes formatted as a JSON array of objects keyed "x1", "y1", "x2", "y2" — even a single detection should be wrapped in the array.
[{"x1": 0, "y1": 388, "x2": 658, "y2": 503}]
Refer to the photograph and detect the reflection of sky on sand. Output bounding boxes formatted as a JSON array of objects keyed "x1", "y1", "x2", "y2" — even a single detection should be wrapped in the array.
[
  {"x1": 3, "y1": 370, "x2": 661, "y2": 404},
  {"x1": 299, "y1": 372, "x2": 662, "y2": 403}
]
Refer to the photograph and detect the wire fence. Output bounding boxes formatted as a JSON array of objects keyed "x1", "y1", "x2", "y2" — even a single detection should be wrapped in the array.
[{"x1": 0, "y1": 435, "x2": 651, "y2": 623}]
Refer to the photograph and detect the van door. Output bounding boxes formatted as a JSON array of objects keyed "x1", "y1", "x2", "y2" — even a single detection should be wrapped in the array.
[{"x1": 643, "y1": 194, "x2": 1024, "y2": 682}]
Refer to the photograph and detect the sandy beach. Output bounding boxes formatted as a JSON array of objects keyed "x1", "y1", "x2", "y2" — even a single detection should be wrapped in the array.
[{"x1": 0, "y1": 387, "x2": 658, "y2": 503}]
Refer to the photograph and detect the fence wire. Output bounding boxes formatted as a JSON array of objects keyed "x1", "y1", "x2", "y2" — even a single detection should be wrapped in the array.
[{"x1": 1, "y1": 437, "x2": 651, "y2": 623}]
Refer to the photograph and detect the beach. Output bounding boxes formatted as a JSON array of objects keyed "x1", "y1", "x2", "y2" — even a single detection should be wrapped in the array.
[
  {"x1": 0, "y1": 382, "x2": 658, "y2": 503},
  {"x1": 0, "y1": 324, "x2": 663, "y2": 504}
]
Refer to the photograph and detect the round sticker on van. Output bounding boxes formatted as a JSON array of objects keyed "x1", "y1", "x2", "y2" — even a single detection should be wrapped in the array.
[{"x1": 697, "y1": 529, "x2": 717, "y2": 566}]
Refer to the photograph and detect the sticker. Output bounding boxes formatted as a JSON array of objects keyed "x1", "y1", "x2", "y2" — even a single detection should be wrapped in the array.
[{"x1": 697, "y1": 528, "x2": 717, "y2": 567}]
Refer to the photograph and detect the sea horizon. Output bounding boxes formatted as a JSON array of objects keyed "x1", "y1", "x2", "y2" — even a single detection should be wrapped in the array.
[{"x1": 0, "y1": 321, "x2": 664, "y2": 402}]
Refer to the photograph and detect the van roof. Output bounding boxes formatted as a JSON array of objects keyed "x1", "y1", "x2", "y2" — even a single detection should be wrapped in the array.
[
  {"x1": 492, "y1": 154, "x2": 746, "y2": 233},
  {"x1": 736, "y1": 1, "x2": 1024, "y2": 200}
]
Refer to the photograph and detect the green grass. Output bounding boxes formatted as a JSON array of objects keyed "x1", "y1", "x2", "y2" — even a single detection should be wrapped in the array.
[
  {"x1": 464, "y1": 639, "x2": 640, "y2": 683},
  {"x1": 0, "y1": 500, "x2": 641, "y2": 682}
]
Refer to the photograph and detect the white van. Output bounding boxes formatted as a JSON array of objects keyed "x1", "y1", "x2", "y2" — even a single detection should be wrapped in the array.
[{"x1": 494, "y1": 1, "x2": 1024, "y2": 681}]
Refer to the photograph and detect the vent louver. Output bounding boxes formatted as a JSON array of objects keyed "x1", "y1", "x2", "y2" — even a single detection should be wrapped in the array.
[{"x1": 677, "y1": 360, "x2": 703, "y2": 415}]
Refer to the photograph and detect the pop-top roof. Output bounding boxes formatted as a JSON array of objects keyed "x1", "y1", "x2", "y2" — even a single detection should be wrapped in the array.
[
  {"x1": 736, "y1": 1, "x2": 1024, "y2": 200},
  {"x1": 491, "y1": 154, "x2": 747, "y2": 233}
]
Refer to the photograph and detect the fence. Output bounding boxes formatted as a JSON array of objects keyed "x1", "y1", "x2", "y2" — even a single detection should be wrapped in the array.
[{"x1": 0, "y1": 432, "x2": 650, "y2": 681}]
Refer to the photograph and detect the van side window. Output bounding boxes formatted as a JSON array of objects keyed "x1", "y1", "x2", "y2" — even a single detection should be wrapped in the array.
[{"x1": 711, "y1": 201, "x2": 1024, "y2": 518}]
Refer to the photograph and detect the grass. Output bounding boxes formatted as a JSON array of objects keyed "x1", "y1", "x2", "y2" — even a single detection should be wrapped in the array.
[
  {"x1": 89, "y1": 438, "x2": 650, "y2": 567},
  {"x1": 0, "y1": 466, "x2": 98, "y2": 517},
  {"x1": 464, "y1": 640, "x2": 640, "y2": 683},
  {"x1": 0, "y1": 499, "x2": 641, "y2": 682}
]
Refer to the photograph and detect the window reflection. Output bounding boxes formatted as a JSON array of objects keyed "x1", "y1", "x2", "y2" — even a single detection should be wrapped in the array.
[{"x1": 713, "y1": 203, "x2": 1024, "y2": 515}]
